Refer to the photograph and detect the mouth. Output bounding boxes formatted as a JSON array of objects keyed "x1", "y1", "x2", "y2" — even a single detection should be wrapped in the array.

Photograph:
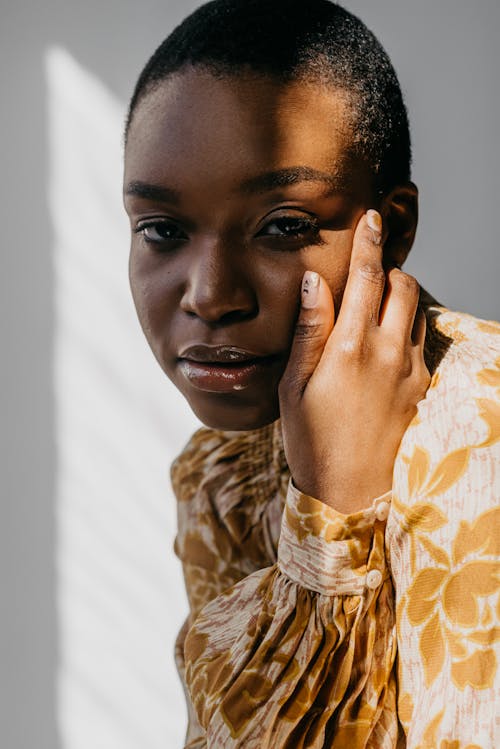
[{"x1": 177, "y1": 345, "x2": 280, "y2": 393}]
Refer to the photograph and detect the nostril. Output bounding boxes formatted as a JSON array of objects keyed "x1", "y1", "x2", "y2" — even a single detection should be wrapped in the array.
[
  {"x1": 180, "y1": 279, "x2": 258, "y2": 323},
  {"x1": 182, "y1": 302, "x2": 258, "y2": 326},
  {"x1": 218, "y1": 307, "x2": 258, "y2": 325}
]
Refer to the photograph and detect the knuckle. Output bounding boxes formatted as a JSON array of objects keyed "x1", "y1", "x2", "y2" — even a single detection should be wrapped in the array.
[
  {"x1": 337, "y1": 331, "x2": 368, "y2": 363},
  {"x1": 293, "y1": 321, "x2": 325, "y2": 343},
  {"x1": 416, "y1": 364, "x2": 432, "y2": 393},
  {"x1": 399, "y1": 357, "x2": 414, "y2": 379},
  {"x1": 378, "y1": 340, "x2": 407, "y2": 370},
  {"x1": 355, "y1": 263, "x2": 386, "y2": 287},
  {"x1": 392, "y1": 269, "x2": 419, "y2": 295},
  {"x1": 404, "y1": 359, "x2": 431, "y2": 399},
  {"x1": 278, "y1": 377, "x2": 292, "y2": 400},
  {"x1": 278, "y1": 372, "x2": 299, "y2": 399}
]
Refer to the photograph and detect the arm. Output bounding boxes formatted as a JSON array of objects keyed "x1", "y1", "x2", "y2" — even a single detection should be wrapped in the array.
[
  {"x1": 171, "y1": 426, "x2": 270, "y2": 749},
  {"x1": 392, "y1": 318, "x2": 500, "y2": 748},
  {"x1": 171, "y1": 424, "x2": 400, "y2": 748},
  {"x1": 181, "y1": 477, "x2": 399, "y2": 748},
  {"x1": 175, "y1": 617, "x2": 206, "y2": 749}
]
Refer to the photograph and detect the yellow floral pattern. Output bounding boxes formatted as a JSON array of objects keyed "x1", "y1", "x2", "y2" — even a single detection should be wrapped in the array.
[
  {"x1": 415, "y1": 708, "x2": 483, "y2": 749},
  {"x1": 170, "y1": 303, "x2": 500, "y2": 748},
  {"x1": 390, "y1": 310, "x2": 500, "y2": 747},
  {"x1": 395, "y1": 492, "x2": 500, "y2": 690}
]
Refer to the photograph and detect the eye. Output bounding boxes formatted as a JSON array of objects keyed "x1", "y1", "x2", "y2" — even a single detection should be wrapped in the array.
[
  {"x1": 134, "y1": 219, "x2": 186, "y2": 245},
  {"x1": 258, "y1": 215, "x2": 321, "y2": 239}
]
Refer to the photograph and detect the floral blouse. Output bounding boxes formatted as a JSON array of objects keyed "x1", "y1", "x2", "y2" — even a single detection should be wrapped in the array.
[{"x1": 171, "y1": 301, "x2": 500, "y2": 749}]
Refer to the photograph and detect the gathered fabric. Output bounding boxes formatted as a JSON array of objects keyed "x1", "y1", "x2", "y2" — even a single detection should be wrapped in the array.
[{"x1": 171, "y1": 301, "x2": 500, "y2": 748}]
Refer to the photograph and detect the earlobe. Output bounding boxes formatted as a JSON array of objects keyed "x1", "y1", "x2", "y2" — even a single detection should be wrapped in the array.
[{"x1": 380, "y1": 182, "x2": 419, "y2": 268}]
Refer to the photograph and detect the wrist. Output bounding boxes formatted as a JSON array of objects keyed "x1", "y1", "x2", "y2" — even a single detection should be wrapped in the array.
[{"x1": 291, "y1": 473, "x2": 393, "y2": 514}]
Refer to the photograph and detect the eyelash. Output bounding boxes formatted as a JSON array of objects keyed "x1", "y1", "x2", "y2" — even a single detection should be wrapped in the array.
[
  {"x1": 134, "y1": 215, "x2": 323, "y2": 249},
  {"x1": 134, "y1": 220, "x2": 185, "y2": 244},
  {"x1": 259, "y1": 216, "x2": 321, "y2": 241}
]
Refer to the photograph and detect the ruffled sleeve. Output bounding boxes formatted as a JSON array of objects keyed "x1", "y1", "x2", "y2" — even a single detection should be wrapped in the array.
[
  {"x1": 180, "y1": 442, "x2": 399, "y2": 749},
  {"x1": 172, "y1": 423, "x2": 288, "y2": 748}
]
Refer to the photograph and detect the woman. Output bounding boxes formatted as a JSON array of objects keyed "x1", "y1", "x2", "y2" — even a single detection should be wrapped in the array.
[{"x1": 123, "y1": 1, "x2": 500, "y2": 746}]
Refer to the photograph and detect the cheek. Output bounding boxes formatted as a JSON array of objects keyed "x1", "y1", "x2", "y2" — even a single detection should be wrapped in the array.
[
  {"x1": 297, "y1": 229, "x2": 354, "y2": 314},
  {"x1": 329, "y1": 263, "x2": 351, "y2": 316},
  {"x1": 128, "y1": 249, "x2": 177, "y2": 340},
  {"x1": 251, "y1": 257, "x2": 306, "y2": 345},
  {"x1": 253, "y1": 232, "x2": 354, "y2": 342}
]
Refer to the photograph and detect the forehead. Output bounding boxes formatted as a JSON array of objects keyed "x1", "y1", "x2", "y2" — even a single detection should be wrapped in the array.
[{"x1": 124, "y1": 68, "x2": 358, "y2": 193}]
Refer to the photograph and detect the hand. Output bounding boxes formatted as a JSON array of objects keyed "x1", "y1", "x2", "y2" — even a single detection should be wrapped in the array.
[{"x1": 278, "y1": 209, "x2": 431, "y2": 514}]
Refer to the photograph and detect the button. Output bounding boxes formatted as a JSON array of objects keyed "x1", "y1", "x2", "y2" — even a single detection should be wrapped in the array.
[
  {"x1": 366, "y1": 569, "x2": 383, "y2": 589},
  {"x1": 375, "y1": 501, "x2": 390, "y2": 521}
]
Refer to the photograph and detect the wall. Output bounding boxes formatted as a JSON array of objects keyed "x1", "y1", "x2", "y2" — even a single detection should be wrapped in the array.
[{"x1": 1, "y1": 2, "x2": 498, "y2": 748}]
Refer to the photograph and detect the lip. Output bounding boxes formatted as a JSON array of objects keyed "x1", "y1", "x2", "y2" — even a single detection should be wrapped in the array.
[
  {"x1": 177, "y1": 345, "x2": 279, "y2": 393},
  {"x1": 178, "y1": 344, "x2": 270, "y2": 363}
]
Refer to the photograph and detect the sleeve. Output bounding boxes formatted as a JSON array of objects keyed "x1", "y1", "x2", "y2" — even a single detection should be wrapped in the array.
[
  {"x1": 171, "y1": 428, "x2": 259, "y2": 749},
  {"x1": 181, "y1": 477, "x2": 400, "y2": 749},
  {"x1": 391, "y1": 338, "x2": 500, "y2": 748},
  {"x1": 175, "y1": 617, "x2": 207, "y2": 749}
]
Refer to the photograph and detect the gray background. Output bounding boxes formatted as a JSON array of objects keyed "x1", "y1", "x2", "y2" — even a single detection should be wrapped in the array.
[{"x1": 2, "y1": 1, "x2": 499, "y2": 747}]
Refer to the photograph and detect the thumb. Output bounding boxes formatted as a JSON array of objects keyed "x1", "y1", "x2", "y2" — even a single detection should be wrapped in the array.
[{"x1": 279, "y1": 270, "x2": 335, "y2": 399}]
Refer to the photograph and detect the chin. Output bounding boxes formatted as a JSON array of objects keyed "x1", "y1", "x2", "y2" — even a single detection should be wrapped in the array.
[{"x1": 187, "y1": 393, "x2": 280, "y2": 432}]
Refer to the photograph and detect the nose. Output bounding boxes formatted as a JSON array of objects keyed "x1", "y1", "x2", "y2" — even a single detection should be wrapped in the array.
[{"x1": 179, "y1": 238, "x2": 257, "y2": 324}]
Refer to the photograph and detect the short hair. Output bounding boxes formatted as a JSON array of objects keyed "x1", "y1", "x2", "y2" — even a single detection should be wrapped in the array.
[{"x1": 125, "y1": 0, "x2": 411, "y2": 195}]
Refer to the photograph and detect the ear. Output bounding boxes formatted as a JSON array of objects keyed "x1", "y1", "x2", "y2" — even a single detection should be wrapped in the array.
[{"x1": 379, "y1": 182, "x2": 418, "y2": 268}]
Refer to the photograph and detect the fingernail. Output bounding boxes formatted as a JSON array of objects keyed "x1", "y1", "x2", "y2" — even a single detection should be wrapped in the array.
[
  {"x1": 366, "y1": 209, "x2": 382, "y2": 244},
  {"x1": 302, "y1": 271, "x2": 320, "y2": 308}
]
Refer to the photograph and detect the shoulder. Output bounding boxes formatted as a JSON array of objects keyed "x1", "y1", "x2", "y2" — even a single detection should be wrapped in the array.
[
  {"x1": 421, "y1": 304, "x2": 500, "y2": 413},
  {"x1": 395, "y1": 304, "x2": 500, "y2": 496},
  {"x1": 424, "y1": 304, "x2": 500, "y2": 382}
]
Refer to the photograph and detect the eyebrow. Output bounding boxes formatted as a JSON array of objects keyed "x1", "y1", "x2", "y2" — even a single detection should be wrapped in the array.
[
  {"x1": 124, "y1": 166, "x2": 345, "y2": 203},
  {"x1": 124, "y1": 181, "x2": 181, "y2": 203},
  {"x1": 239, "y1": 166, "x2": 345, "y2": 194}
]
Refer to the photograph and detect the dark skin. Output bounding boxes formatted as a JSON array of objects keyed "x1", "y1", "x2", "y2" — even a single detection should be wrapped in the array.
[{"x1": 124, "y1": 68, "x2": 431, "y2": 513}]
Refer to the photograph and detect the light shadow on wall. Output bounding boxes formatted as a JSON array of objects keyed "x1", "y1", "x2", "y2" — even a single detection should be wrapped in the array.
[{"x1": 46, "y1": 46, "x2": 199, "y2": 749}]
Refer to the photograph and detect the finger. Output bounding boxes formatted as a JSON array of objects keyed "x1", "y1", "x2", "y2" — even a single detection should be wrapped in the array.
[
  {"x1": 378, "y1": 267, "x2": 420, "y2": 340},
  {"x1": 279, "y1": 270, "x2": 335, "y2": 399},
  {"x1": 336, "y1": 209, "x2": 386, "y2": 332}
]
